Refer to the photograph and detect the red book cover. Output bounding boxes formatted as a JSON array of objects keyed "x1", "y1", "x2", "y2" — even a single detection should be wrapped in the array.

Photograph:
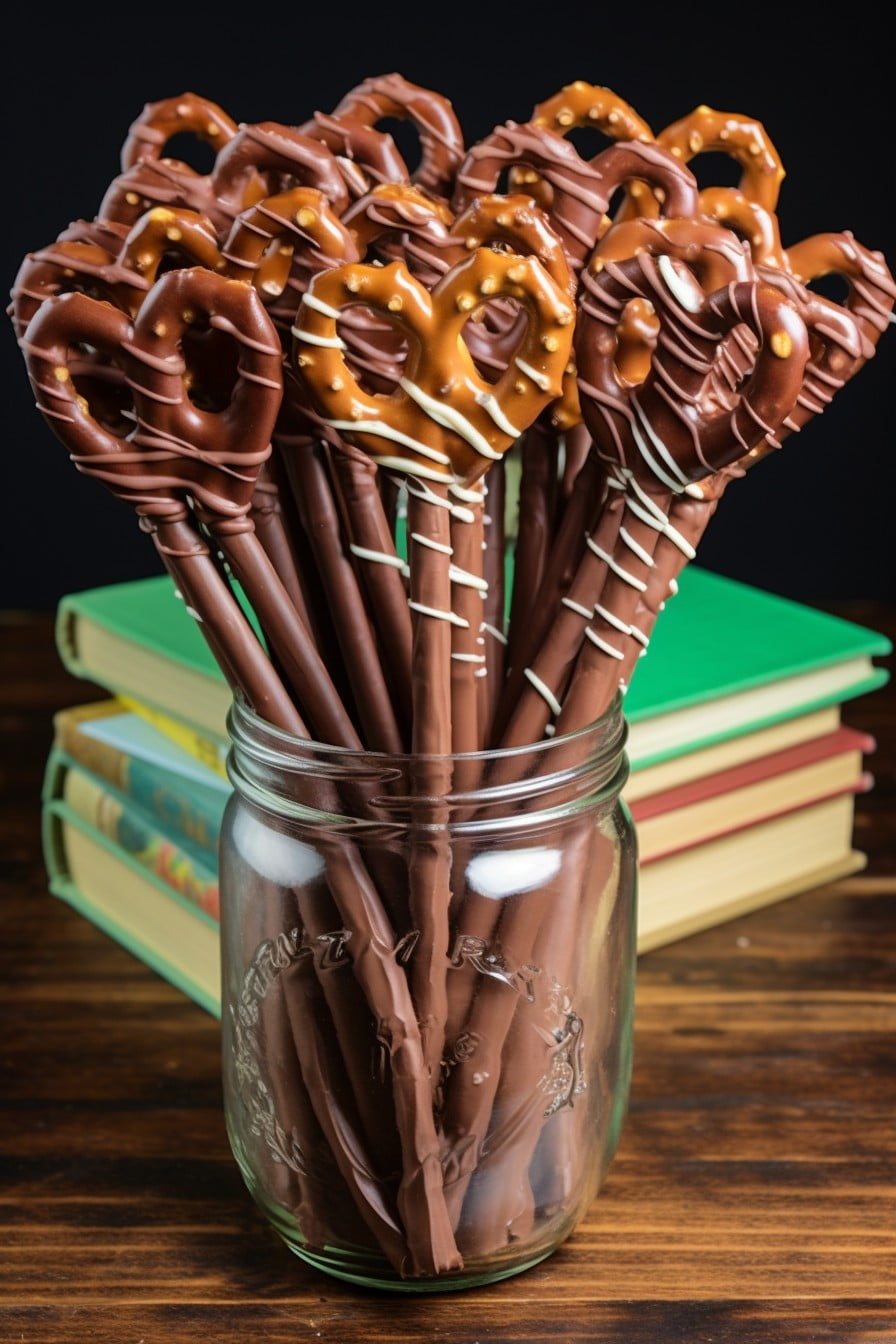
[{"x1": 630, "y1": 725, "x2": 875, "y2": 864}]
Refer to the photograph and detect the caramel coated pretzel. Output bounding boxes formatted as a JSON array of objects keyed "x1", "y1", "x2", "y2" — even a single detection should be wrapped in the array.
[
  {"x1": 330, "y1": 73, "x2": 466, "y2": 199},
  {"x1": 619, "y1": 104, "x2": 785, "y2": 222},
  {"x1": 448, "y1": 193, "x2": 580, "y2": 426},
  {"x1": 120, "y1": 92, "x2": 238, "y2": 170},
  {"x1": 698, "y1": 187, "x2": 787, "y2": 270},
  {"x1": 575, "y1": 250, "x2": 810, "y2": 489},
  {"x1": 292, "y1": 249, "x2": 573, "y2": 486},
  {"x1": 507, "y1": 80, "x2": 654, "y2": 210},
  {"x1": 116, "y1": 206, "x2": 226, "y2": 313},
  {"x1": 529, "y1": 80, "x2": 654, "y2": 144}
]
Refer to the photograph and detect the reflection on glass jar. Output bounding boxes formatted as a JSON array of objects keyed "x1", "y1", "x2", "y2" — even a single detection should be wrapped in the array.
[{"x1": 219, "y1": 691, "x2": 637, "y2": 1291}]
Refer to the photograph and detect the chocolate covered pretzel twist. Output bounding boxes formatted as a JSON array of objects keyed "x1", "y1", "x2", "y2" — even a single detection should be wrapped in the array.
[
  {"x1": 120, "y1": 91, "x2": 238, "y2": 169},
  {"x1": 455, "y1": 124, "x2": 700, "y2": 276},
  {"x1": 331, "y1": 73, "x2": 466, "y2": 199}
]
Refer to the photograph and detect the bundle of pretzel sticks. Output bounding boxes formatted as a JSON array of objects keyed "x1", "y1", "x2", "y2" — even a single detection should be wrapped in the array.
[{"x1": 11, "y1": 73, "x2": 895, "y2": 1277}]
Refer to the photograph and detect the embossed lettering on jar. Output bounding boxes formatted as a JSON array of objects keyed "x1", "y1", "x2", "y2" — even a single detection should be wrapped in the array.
[{"x1": 219, "y1": 692, "x2": 637, "y2": 1291}]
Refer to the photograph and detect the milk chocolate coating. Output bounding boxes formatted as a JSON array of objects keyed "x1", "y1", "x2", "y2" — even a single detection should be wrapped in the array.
[
  {"x1": 20, "y1": 284, "x2": 305, "y2": 733},
  {"x1": 332, "y1": 73, "x2": 466, "y2": 199},
  {"x1": 120, "y1": 92, "x2": 238, "y2": 169},
  {"x1": 277, "y1": 437, "x2": 405, "y2": 753},
  {"x1": 299, "y1": 110, "x2": 411, "y2": 193},
  {"x1": 576, "y1": 252, "x2": 810, "y2": 484},
  {"x1": 211, "y1": 121, "x2": 351, "y2": 229},
  {"x1": 454, "y1": 124, "x2": 699, "y2": 273}
]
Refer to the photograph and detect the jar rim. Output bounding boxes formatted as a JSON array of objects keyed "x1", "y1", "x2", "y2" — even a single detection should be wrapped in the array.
[{"x1": 226, "y1": 687, "x2": 627, "y2": 771}]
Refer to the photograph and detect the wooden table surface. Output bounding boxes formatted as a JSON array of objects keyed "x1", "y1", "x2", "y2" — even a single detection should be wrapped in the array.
[{"x1": 2, "y1": 605, "x2": 894, "y2": 1344}]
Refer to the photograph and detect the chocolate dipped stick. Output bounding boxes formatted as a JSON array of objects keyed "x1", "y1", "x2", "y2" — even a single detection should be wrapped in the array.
[
  {"x1": 571, "y1": 236, "x2": 896, "y2": 713},
  {"x1": 19, "y1": 284, "x2": 303, "y2": 734},
  {"x1": 292, "y1": 245, "x2": 573, "y2": 1084}
]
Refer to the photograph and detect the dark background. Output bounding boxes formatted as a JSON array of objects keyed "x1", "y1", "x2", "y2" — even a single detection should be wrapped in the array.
[{"x1": 4, "y1": 7, "x2": 894, "y2": 611}]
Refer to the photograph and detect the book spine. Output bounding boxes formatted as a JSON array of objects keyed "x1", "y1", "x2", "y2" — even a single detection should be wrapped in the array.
[
  {"x1": 54, "y1": 711, "x2": 225, "y2": 862},
  {"x1": 48, "y1": 753, "x2": 220, "y2": 920},
  {"x1": 118, "y1": 695, "x2": 230, "y2": 780}
]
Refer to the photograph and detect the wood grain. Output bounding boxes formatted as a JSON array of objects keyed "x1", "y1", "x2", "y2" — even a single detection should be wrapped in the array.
[{"x1": 1, "y1": 604, "x2": 894, "y2": 1344}]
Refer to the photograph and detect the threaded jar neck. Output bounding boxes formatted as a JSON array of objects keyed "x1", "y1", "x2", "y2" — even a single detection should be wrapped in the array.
[{"x1": 226, "y1": 693, "x2": 629, "y2": 836}]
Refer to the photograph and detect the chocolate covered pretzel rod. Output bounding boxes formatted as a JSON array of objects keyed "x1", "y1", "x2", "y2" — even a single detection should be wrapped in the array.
[
  {"x1": 292, "y1": 245, "x2": 572, "y2": 1083},
  {"x1": 582, "y1": 235, "x2": 896, "y2": 702},
  {"x1": 20, "y1": 282, "x2": 303, "y2": 733}
]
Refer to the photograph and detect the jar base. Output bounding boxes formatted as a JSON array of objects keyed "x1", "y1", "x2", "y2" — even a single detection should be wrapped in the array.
[{"x1": 265, "y1": 1200, "x2": 558, "y2": 1293}]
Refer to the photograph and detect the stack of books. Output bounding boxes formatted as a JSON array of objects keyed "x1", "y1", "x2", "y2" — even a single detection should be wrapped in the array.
[{"x1": 42, "y1": 565, "x2": 890, "y2": 1017}]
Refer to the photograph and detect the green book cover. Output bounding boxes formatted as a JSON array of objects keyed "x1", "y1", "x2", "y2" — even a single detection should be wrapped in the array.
[
  {"x1": 55, "y1": 565, "x2": 891, "y2": 761},
  {"x1": 624, "y1": 567, "x2": 891, "y2": 718}
]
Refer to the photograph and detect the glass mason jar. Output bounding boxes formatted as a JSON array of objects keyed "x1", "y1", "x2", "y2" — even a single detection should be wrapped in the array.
[{"x1": 219, "y1": 691, "x2": 638, "y2": 1292}]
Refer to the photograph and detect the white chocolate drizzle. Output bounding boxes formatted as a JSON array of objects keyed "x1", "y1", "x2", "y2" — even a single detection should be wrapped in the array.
[
  {"x1": 349, "y1": 543, "x2": 406, "y2": 569},
  {"x1": 409, "y1": 532, "x2": 453, "y2": 554},
  {"x1": 619, "y1": 526, "x2": 655, "y2": 567},
  {"x1": 656, "y1": 253, "x2": 702, "y2": 312},
  {"x1": 631, "y1": 399, "x2": 690, "y2": 492},
  {"x1": 449, "y1": 564, "x2": 489, "y2": 591},
  {"x1": 398, "y1": 376, "x2": 503, "y2": 460},
  {"x1": 594, "y1": 602, "x2": 632, "y2": 634},
  {"x1": 585, "y1": 627, "x2": 624, "y2": 659},
  {"x1": 585, "y1": 536, "x2": 648, "y2": 591},
  {"x1": 562, "y1": 596, "x2": 594, "y2": 619},
  {"x1": 523, "y1": 668, "x2": 563, "y2": 717},
  {"x1": 299, "y1": 292, "x2": 344, "y2": 320},
  {"x1": 325, "y1": 419, "x2": 451, "y2": 466},
  {"x1": 474, "y1": 388, "x2": 522, "y2": 438},
  {"x1": 291, "y1": 326, "x2": 347, "y2": 350},
  {"x1": 376, "y1": 454, "x2": 454, "y2": 485},
  {"x1": 514, "y1": 357, "x2": 551, "y2": 391},
  {"x1": 408, "y1": 600, "x2": 469, "y2": 628},
  {"x1": 402, "y1": 475, "x2": 476, "y2": 523}
]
